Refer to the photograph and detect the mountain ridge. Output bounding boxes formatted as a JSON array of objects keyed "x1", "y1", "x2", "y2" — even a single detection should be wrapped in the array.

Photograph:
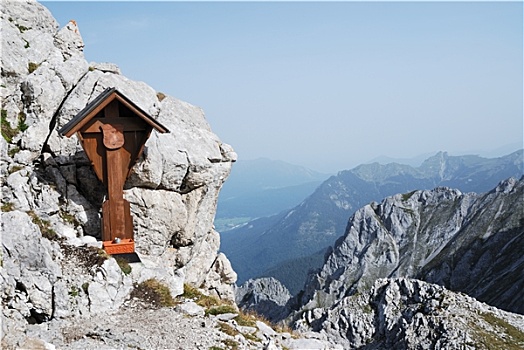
[
  {"x1": 295, "y1": 176, "x2": 524, "y2": 317},
  {"x1": 221, "y1": 150, "x2": 524, "y2": 293}
]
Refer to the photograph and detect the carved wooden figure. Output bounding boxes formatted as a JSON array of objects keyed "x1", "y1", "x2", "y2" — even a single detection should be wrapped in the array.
[{"x1": 59, "y1": 87, "x2": 169, "y2": 254}]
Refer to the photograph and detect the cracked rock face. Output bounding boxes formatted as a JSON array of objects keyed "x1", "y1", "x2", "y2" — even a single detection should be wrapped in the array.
[
  {"x1": 294, "y1": 278, "x2": 524, "y2": 349},
  {"x1": 236, "y1": 277, "x2": 292, "y2": 323},
  {"x1": 297, "y1": 178, "x2": 524, "y2": 316},
  {"x1": 2, "y1": 1, "x2": 237, "y2": 348}
]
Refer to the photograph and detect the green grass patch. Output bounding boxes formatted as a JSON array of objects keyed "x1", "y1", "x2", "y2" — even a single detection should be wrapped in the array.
[
  {"x1": 9, "y1": 165, "x2": 24, "y2": 174},
  {"x1": 182, "y1": 283, "x2": 204, "y2": 299},
  {"x1": 61, "y1": 245, "x2": 110, "y2": 271},
  {"x1": 217, "y1": 322, "x2": 239, "y2": 337},
  {"x1": 1, "y1": 110, "x2": 28, "y2": 143},
  {"x1": 182, "y1": 283, "x2": 222, "y2": 308},
  {"x1": 94, "y1": 248, "x2": 110, "y2": 265},
  {"x1": 114, "y1": 256, "x2": 132, "y2": 275},
  {"x1": 363, "y1": 303, "x2": 373, "y2": 314},
  {"x1": 472, "y1": 312, "x2": 524, "y2": 350},
  {"x1": 401, "y1": 190, "x2": 417, "y2": 202},
  {"x1": 69, "y1": 286, "x2": 80, "y2": 297},
  {"x1": 15, "y1": 23, "x2": 31, "y2": 33},
  {"x1": 28, "y1": 62, "x2": 40, "y2": 74},
  {"x1": 206, "y1": 304, "x2": 237, "y2": 316},
  {"x1": 1, "y1": 202, "x2": 14, "y2": 212},
  {"x1": 28, "y1": 210, "x2": 59, "y2": 241},
  {"x1": 242, "y1": 331, "x2": 261, "y2": 343},
  {"x1": 82, "y1": 282, "x2": 89, "y2": 294},
  {"x1": 8, "y1": 146, "x2": 20, "y2": 158},
  {"x1": 60, "y1": 211, "x2": 80, "y2": 226},
  {"x1": 221, "y1": 339, "x2": 239, "y2": 350},
  {"x1": 234, "y1": 310, "x2": 258, "y2": 327},
  {"x1": 198, "y1": 294, "x2": 222, "y2": 308},
  {"x1": 181, "y1": 283, "x2": 278, "y2": 341},
  {"x1": 17, "y1": 112, "x2": 28, "y2": 132},
  {"x1": 2, "y1": 109, "x2": 16, "y2": 143},
  {"x1": 131, "y1": 279, "x2": 175, "y2": 308}
]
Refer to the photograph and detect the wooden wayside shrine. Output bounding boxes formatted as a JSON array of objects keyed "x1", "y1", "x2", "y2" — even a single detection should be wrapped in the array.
[{"x1": 59, "y1": 87, "x2": 169, "y2": 254}]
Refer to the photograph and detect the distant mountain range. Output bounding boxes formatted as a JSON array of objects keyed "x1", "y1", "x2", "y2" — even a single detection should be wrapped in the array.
[
  {"x1": 220, "y1": 150, "x2": 524, "y2": 294},
  {"x1": 215, "y1": 158, "x2": 330, "y2": 231}
]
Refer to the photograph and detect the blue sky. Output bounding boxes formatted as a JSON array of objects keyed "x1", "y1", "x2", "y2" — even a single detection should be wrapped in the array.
[{"x1": 43, "y1": 1, "x2": 523, "y2": 172}]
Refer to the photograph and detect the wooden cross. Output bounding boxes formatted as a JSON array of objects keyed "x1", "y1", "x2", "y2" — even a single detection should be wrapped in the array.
[{"x1": 59, "y1": 88, "x2": 169, "y2": 254}]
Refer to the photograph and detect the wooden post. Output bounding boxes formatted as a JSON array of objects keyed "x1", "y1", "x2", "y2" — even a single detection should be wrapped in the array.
[
  {"x1": 106, "y1": 148, "x2": 126, "y2": 239},
  {"x1": 101, "y1": 102, "x2": 127, "y2": 243},
  {"x1": 100, "y1": 122, "x2": 134, "y2": 246}
]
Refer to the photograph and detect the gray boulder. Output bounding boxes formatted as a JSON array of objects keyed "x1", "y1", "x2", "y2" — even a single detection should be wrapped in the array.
[{"x1": 236, "y1": 277, "x2": 292, "y2": 322}]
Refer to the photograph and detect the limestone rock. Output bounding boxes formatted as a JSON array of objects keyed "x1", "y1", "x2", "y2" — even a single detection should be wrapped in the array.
[
  {"x1": 89, "y1": 62, "x2": 121, "y2": 74},
  {"x1": 1, "y1": 211, "x2": 62, "y2": 320},
  {"x1": 53, "y1": 20, "x2": 84, "y2": 59},
  {"x1": 283, "y1": 338, "x2": 338, "y2": 350},
  {"x1": 2, "y1": 1, "x2": 238, "y2": 347},
  {"x1": 176, "y1": 301, "x2": 205, "y2": 317},
  {"x1": 236, "y1": 277, "x2": 292, "y2": 322},
  {"x1": 293, "y1": 278, "x2": 524, "y2": 349},
  {"x1": 7, "y1": 297, "x2": 337, "y2": 350},
  {"x1": 298, "y1": 177, "x2": 524, "y2": 315},
  {"x1": 87, "y1": 259, "x2": 133, "y2": 314}
]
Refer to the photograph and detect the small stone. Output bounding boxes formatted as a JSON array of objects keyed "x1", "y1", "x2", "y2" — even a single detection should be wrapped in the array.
[
  {"x1": 256, "y1": 321, "x2": 277, "y2": 337},
  {"x1": 215, "y1": 313, "x2": 238, "y2": 321},
  {"x1": 176, "y1": 302, "x2": 205, "y2": 317},
  {"x1": 80, "y1": 235, "x2": 97, "y2": 244}
]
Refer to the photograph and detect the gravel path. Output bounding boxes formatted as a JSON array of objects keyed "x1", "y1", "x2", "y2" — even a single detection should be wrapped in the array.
[{"x1": 17, "y1": 299, "x2": 333, "y2": 350}]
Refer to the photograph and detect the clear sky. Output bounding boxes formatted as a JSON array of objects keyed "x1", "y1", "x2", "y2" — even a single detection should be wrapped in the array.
[{"x1": 43, "y1": 1, "x2": 523, "y2": 172}]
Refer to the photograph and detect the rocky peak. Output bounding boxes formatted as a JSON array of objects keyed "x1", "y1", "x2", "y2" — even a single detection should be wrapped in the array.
[
  {"x1": 297, "y1": 177, "x2": 523, "y2": 315},
  {"x1": 495, "y1": 175, "x2": 520, "y2": 193},
  {"x1": 279, "y1": 175, "x2": 524, "y2": 348},
  {"x1": 418, "y1": 151, "x2": 460, "y2": 181}
]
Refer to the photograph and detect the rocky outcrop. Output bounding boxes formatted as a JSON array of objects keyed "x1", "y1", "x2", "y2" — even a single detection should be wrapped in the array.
[
  {"x1": 294, "y1": 278, "x2": 524, "y2": 349},
  {"x1": 420, "y1": 178, "x2": 524, "y2": 314},
  {"x1": 2, "y1": 0, "x2": 237, "y2": 348},
  {"x1": 236, "y1": 277, "x2": 292, "y2": 323},
  {"x1": 1, "y1": 211, "x2": 62, "y2": 324},
  {"x1": 296, "y1": 177, "x2": 524, "y2": 317}
]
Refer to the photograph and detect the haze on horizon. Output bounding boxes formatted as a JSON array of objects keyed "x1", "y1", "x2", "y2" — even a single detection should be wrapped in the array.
[{"x1": 44, "y1": 1, "x2": 523, "y2": 173}]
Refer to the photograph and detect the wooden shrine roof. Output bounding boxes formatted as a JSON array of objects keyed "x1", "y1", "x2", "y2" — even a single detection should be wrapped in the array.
[{"x1": 58, "y1": 87, "x2": 170, "y2": 137}]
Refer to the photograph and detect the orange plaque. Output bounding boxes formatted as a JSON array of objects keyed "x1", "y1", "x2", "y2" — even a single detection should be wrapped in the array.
[{"x1": 103, "y1": 239, "x2": 135, "y2": 255}]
